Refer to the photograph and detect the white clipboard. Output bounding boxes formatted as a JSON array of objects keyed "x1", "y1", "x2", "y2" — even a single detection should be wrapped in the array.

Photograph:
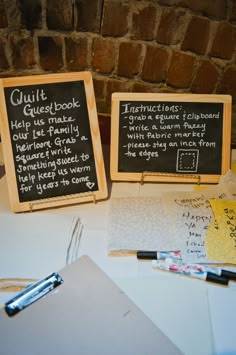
[{"x1": 0, "y1": 255, "x2": 182, "y2": 355}]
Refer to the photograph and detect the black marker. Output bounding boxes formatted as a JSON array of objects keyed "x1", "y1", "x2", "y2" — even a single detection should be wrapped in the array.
[
  {"x1": 137, "y1": 250, "x2": 182, "y2": 260},
  {"x1": 152, "y1": 260, "x2": 229, "y2": 286},
  {"x1": 219, "y1": 269, "x2": 236, "y2": 281}
]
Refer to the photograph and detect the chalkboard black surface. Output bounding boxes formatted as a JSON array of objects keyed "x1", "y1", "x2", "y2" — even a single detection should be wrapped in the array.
[
  {"x1": 0, "y1": 72, "x2": 107, "y2": 212},
  {"x1": 110, "y1": 93, "x2": 231, "y2": 184}
]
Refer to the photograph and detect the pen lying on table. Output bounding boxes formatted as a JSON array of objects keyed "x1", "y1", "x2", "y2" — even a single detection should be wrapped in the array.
[
  {"x1": 137, "y1": 250, "x2": 182, "y2": 260},
  {"x1": 175, "y1": 263, "x2": 236, "y2": 281},
  {"x1": 137, "y1": 250, "x2": 236, "y2": 283},
  {"x1": 152, "y1": 259, "x2": 229, "y2": 286}
]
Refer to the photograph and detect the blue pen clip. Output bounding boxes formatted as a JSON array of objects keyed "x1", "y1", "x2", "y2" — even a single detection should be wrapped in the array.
[{"x1": 5, "y1": 272, "x2": 63, "y2": 316}]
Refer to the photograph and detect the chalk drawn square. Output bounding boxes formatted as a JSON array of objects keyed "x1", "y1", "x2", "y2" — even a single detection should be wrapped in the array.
[{"x1": 176, "y1": 149, "x2": 199, "y2": 173}]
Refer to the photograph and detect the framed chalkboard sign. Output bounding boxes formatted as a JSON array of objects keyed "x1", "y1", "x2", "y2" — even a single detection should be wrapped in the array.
[
  {"x1": 110, "y1": 93, "x2": 231, "y2": 184},
  {"x1": 0, "y1": 72, "x2": 107, "y2": 212}
]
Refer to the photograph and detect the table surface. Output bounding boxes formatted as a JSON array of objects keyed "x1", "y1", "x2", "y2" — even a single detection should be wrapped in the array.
[{"x1": 0, "y1": 144, "x2": 236, "y2": 355}]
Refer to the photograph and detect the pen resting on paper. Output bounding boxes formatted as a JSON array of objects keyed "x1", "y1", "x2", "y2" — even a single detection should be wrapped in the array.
[{"x1": 152, "y1": 259, "x2": 229, "y2": 286}]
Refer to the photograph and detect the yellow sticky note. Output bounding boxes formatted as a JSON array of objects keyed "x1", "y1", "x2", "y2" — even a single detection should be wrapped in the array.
[{"x1": 205, "y1": 200, "x2": 236, "y2": 264}]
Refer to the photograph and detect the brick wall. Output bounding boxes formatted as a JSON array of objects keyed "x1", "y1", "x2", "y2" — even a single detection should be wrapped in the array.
[{"x1": 0, "y1": 0, "x2": 236, "y2": 144}]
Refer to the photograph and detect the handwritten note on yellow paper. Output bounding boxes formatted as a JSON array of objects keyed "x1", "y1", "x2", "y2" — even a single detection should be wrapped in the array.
[{"x1": 206, "y1": 200, "x2": 236, "y2": 264}]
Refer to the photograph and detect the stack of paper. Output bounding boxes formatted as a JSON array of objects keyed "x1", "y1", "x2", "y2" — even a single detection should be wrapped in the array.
[
  {"x1": 107, "y1": 197, "x2": 180, "y2": 255},
  {"x1": 107, "y1": 171, "x2": 236, "y2": 264}
]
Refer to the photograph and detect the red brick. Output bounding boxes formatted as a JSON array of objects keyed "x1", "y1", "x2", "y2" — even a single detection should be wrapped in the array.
[
  {"x1": 132, "y1": 82, "x2": 154, "y2": 93},
  {"x1": 0, "y1": 0, "x2": 8, "y2": 27},
  {"x1": 98, "y1": 113, "x2": 111, "y2": 145},
  {"x1": 2, "y1": 0, "x2": 22, "y2": 29},
  {"x1": 132, "y1": 4, "x2": 157, "y2": 40},
  {"x1": 93, "y1": 77, "x2": 107, "y2": 113},
  {"x1": 101, "y1": 1, "x2": 129, "y2": 37},
  {"x1": 218, "y1": 66, "x2": 236, "y2": 103},
  {"x1": 132, "y1": 82, "x2": 171, "y2": 93},
  {"x1": 38, "y1": 36, "x2": 63, "y2": 71},
  {"x1": 142, "y1": 46, "x2": 169, "y2": 82},
  {"x1": 11, "y1": 35, "x2": 35, "y2": 69},
  {"x1": 182, "y1": 16, "x2": 210, "y2": 55},
  {"x1": 93, "y1": 77, "x2": 105, "y2": 100},
  {"x1": 91, "y1": 37, "x2": 115, "y2": 73},
  {"x1": 65, "y1": 37, "x2": 88, "y2": 71},
  {"x1": 185, "y1": 0, "x2": 226, "y2": 19},
  {"x1": 191, "y1": 60, "x2": 219, "y2": 94},
  {"x1": 167, "y1": 51, "x2": 195, "y2": 88},
  {"x1": 156, "y1": 7, "x2": 185, "y2": 45},
  {"x1": 157, "y1": 0, "x2": 226, "y2": 19},
  {"x1": 20, "y1": 0, "x2": 42, "y2": 29},
  {"x1": 46, "y1": 0, "x2": 72, "y2": 30},
  {"x1": 106, "y1": 79, "x2": 131, "y2": 112},
  {"x1": 117, "y1": 41, "x2": 142, "y2": 78},
  {"x1": 75, "y1": 0, "x2": 103, "y2": 32},
  {"x1": 230, "y1": 2, "x2": 236, "y2": 21},
  {"x1": 0, "y1": 38, "x2": 9, "y2": 69},
  {"x1": 210, "y1": 22, "x2": 236, "y2": 60}
]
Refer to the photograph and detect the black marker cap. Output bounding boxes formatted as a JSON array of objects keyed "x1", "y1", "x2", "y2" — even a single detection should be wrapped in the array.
[
  {"x1": 137, "y1": 251, "x2": 157, "y2": 260},
  {"x1": 206, "y1": 272, "x2": 228, "y2": 285},
  {"x1": 221, "y1": 269, "x2": 236, "y2": 281}
]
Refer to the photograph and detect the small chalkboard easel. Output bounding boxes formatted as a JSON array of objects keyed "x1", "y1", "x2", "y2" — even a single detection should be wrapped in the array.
[
  {"x1": 0, "y1": 72, "x2": 107, "y2": 212},
  {"x1": 110, "y1": 93, "x2": 232, "y2": 184}
]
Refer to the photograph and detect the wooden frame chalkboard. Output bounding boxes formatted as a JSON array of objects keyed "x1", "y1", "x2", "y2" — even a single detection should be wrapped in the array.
[
  {"x1": 0, "y1": 72, "x2": 107, "y2": 212},
  {"x1": 110, "y1": 93, "x2": 232, "y2": 184}
]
